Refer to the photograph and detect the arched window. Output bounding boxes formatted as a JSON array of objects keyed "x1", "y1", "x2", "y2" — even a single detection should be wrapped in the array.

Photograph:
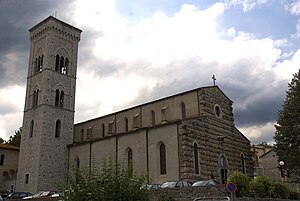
[
  {"x1": 219, "y1": 154, "x2": 228, "y2": 184},
  {"x1": 124, "y1": 117, "x2": 128, "y2": 132},
  {"x1": 60, "y1": 56, "x2": 64, "y2": 73},
  {"x1": 55, "y1": 54, "x2": 69, "y2": 75},
  {"x1": 0, "y1": 154, "x2": 4, "y2": 166},
  {"x1": 101, "y1": 124, "x2": 105, "y2": 138},
  {"x1": 55, "y1": 89, "x2": 64, "y2": 108},
  {"x1": 55, "y1": 120, "x2": 61, "y2": 138},
  {"x1": 241, "y1": 153, "x2": 246, "y2": 174},
  {"x1": 55, "y1": 55, "x2": 60, "y2": 71},
  {"x1": 34, "y1": 58, "x2": 38, "y2": 73},
  {"x1": 39, "y1": 55, "x2": 43, "y2": 71},
  {"x1": 194, "y1": 142, "x2": 200, "y2": 174},
  {"x1": 151, "y1": 110, "x2": 155, "y2": 126},
  {"x1": 159, "y1": 142, "x2": 166, "y2": 175},
  {"x1": 181, "y1": 102, "x2": 186, "y2": 119},
  {"x1": 63, "y1": 58, "x2": 68, "y2": 74},
  {"x1": 34, "y1": 55, "x2": 43, "y2": 74},
  {"x1": 35, "y1": 90, "x2": 39, "y2": 106},
  {"x1": 55, "y1": 89, "x2": 60, "y2": 106},
  {"x1": 127, "y1": 148, "x2": 133, "y2": 165},
  {"x1": 29, "y1": 120, "x2": 34, "y2": 138},
  {"x1": 60, "y1": 91, "x2": 64, "y2": 108},
  {"x1": 33, "y1": 89, "x2": 39, "y2": 107},
  {"x1": 80, "y1": 129, "x2": 84, "y2": 142}
]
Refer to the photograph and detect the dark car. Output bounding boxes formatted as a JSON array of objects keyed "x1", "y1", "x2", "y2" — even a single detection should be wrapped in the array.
[
  {"x1": 161, "y1": 180, "x2": 191, "y2": 188},
  {"x1": 148, "y1": 184, "x2": 161, "y2": 190},
  {"x1": 7, "y1": 192, "x2": 32, "y2": 200},
  {"x1": 192, "y1": 179, "x2": 220, "y2": 187}
]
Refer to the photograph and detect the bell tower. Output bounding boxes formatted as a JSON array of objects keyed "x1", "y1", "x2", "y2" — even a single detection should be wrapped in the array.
[{"x1": 16, "y1": 16, "x2": 81, "y2": 192}]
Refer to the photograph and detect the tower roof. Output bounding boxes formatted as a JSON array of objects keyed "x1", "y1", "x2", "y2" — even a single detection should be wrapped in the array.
[{"x1": 29, "y1": 16, "x2": 82, "y2": 33}]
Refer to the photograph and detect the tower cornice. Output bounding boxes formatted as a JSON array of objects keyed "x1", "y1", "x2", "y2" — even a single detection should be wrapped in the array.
[{"x1": 29, "y1": 16, "x2": 82, "y2": 42}]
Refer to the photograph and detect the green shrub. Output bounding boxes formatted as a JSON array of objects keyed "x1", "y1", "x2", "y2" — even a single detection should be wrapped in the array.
[
  {"x1": 269, "y1": 182, "x2": 289, "y2": 199},
  {"x1": 62, "y1": 159, "x2": 150, "y2": 201},
  {"x1": 289, "y1": 190, "x2": 300, "y2": 200},
  {"x1": 227, "y1": 171, "x2": 250, "y2": 197},
  {"x1": 256, "y1": 175, "x2": 272, "y2": 197},
  {"x1": 249, "y1": 180, "x2": 265, "y2": 198}
]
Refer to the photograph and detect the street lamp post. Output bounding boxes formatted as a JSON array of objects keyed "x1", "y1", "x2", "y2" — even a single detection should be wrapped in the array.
[{"x1": 279, "y1": 161, "x2": 284, "y2": 182}]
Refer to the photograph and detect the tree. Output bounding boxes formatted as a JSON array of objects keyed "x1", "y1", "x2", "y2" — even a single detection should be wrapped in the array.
[
  {"x1": 62, "y1": 159, "x2": 151, "y2": 201},
  {"x1": 6, "y1": 127, "x2": 21, "y2": 147},
  {"x1": 274, "y1": 69, "x2": 300, "y2": 182}
]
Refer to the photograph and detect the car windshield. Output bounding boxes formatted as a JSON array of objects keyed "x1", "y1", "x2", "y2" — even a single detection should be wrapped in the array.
[{"x1": 161, "y1": 181, "x2": 177, "y2": 188}]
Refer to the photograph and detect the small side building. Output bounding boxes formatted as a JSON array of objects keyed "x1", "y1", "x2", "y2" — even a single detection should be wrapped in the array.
[
  {"x1": 260, "y1": 149, "x2": 282, "y2": 182},
  {"x1": 0, "y1": 144, "x2": 19, "y2": 193}
]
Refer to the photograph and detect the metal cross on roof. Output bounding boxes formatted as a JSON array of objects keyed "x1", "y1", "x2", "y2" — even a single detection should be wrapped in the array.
[{"x1": 212, "y1": 75, "x2": 216, "y2": 86}]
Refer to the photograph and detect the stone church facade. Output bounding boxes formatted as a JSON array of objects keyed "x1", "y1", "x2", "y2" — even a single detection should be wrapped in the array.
[{"x1": 16, "y1": 16, "x2": 253, "y2": 193}]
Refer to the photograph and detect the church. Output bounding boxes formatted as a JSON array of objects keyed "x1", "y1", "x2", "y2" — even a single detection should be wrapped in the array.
[{"x1": 13, "y1": 16, "x2": 253, "y2": 193}]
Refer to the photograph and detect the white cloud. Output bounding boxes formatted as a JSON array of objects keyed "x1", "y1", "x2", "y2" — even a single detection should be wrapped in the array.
[
  {"x1": 239, "y1": 121, "x2": 276, "y2": 144},
  {"x1": 292, "y1": 19, "x2": 300, "y2": 38},
  {"x1": 0, "y1": 85, "x2": 25, "y2": 140},
  {"x1": 286, "y1": 0, "x2": 300, "y2": 16},
  {"x1": 227, "y1": 0, "x2": 269, "y2": 12},
  {"x1": 274, "y1": 49, "x2": 300, "y2": 80}
]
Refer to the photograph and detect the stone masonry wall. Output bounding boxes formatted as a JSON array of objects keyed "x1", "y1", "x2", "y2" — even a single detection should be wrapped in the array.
[{"x1": 178, "y1": 87, "x2": 253, "y2": 182}]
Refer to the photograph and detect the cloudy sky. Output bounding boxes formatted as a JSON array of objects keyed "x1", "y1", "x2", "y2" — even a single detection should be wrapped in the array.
[{"x1": 0, "y1": 0, "x2": 299, "y2": 144}]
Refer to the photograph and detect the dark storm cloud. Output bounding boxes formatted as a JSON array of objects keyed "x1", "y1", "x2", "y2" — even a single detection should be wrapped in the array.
[
  {"x1": 221, "y1": 78, "x2": 288, "y2": 128},
  {"x1": 0, "y1": 0, "x2": 72, "y2": 87}
]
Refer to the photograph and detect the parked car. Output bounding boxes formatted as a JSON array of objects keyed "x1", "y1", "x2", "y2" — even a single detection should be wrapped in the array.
[
  {"x1": 148, "y1": 184, "x2": 161, "y2": 190},
  {"x1": 7, "y1": 192, "x2": 32, "y2": 200},
  {"x1": 22, "y1": 191, "x2": 57, "y2": 200},
  {"x1": 161, "y1": 180, "x2": 191, "y2": 188},
  {"x1": 193, "y1": 197, "x2": 230, "y2": 201},
  {"x1": 192, "y1": 179, "x2": 220, "y2": 187}
]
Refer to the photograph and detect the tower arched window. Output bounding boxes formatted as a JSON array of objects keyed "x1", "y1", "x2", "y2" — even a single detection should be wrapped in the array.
[
  {"x1": 55, "y1": 89, "x2": 64, "y2": 108},
  {"x1": 60, "y1": 91, "x2": 64, "y2": 107},
  {"x1": 33, "y1": 89, "x2": 39, "y2": 107},
  {"x1": 55, "y1": 89, "x2": 60, "y2": 106},
  {"x1": 55, "y1": 120, "x2": 61, "y2": 138},
  {"x1": 34, "y1": 55, "x2": 43, "y2": 74},
  {"x1": 124, "y1": 117, "x2": 128, "y2": 132},
  {"x1": 55, "y1": 55, "x2": 60, "y2": 71},
  {"x1": 159, "y1": 142, "x2": 166, "y2": 175},
  {"x1": 151, "y1": 110, "x2": 155, "y2": 126},
  {"x1": 29, "y1": 120, "x2": 34, "y2": 138},
  {"x1": 55, "y1": 54, "x2": 69, "y2": 75},
  {"x1": 60, "y1": 56, "x2": 64, "y2": 72},
  {"x1": 194, "y1": 142, "x2": 200, "y2": 174},
  {"x1": 181, "y1": 102, "x2": 186, "y2": 119}
]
